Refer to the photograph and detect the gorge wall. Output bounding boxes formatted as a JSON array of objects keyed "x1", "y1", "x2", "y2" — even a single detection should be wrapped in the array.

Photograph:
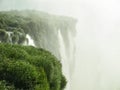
[{"x1": 0, "y1": 10, "x2": 77, "y2": 90}]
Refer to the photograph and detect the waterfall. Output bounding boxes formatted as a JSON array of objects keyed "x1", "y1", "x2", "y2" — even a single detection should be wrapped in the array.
[
  {"x1": 25, "y1": 31, "x2": 76, "y2": 90},
  {"x1": 6, "y1": 31, "x2": 13, "y2": 44},
  {"x1": 24, "y1": 31, "x2": 76, "y2": 90},
  {"x1": 25, "y1": 34, "x2": 35, "y2": 46},
  {"x1": 58, "y1": 29, "x2": 76, "y2": 90},
  {"x1": 58, "y1": 30, "x2": 70, "y2": 90}
]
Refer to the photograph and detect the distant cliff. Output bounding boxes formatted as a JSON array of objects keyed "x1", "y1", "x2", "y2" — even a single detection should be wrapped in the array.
[{"x1": 0, "y1": 10, "x2": 77, "y2": 60}]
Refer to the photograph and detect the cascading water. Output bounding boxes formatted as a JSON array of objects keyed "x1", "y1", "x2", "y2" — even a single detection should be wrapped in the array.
[
  {"x1": 24, "y1": 30, "x2": 76, "y2": 90},
  {"x1": 58, "y1": 30, "x2": 70, "y2": 90},
  {"x1": 58, "y1": 27, "x2": 76, "y2": 90},
  {"x1": 26, "y1": 34, "x2": 35, "y2": 46},
  {"x1": 6, "y1": 31, "x2": 13, "y2": 43}
]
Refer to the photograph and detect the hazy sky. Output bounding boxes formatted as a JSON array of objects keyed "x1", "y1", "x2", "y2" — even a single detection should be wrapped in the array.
[
  {"x1": 74, "y1": 0, "x2": 120, "y2": 90},
  {"x1": 0, "y1": 0, "x2": 120, "y2": 90},
  {"x1": 0, "y1": 0, "x2": 78, "y2": 17}
]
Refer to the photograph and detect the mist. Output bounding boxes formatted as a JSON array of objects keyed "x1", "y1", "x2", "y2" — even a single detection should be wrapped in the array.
[
  {"x1": 1, "y1": 0, "x2": 120, "y2": 90},
  {"x1": 73, "y1": 0, "x2": 120, "y2": 90}
]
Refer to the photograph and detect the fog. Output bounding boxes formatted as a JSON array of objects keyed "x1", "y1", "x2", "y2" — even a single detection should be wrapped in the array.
[
  {"x1": 73, "y1": 0, "x2": 120, "y2": 90},
  {"x1": 1, "y1": 0, "x2": 120, "y2": 90}
]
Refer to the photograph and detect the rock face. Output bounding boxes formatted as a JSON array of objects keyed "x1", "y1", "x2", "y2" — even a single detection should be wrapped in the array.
[
  {"x1": 0, "y1": 10, "x2": 77, "y2": 60},
  {"x1": 0, "y1": 10, "x2": 77, "y2": 90}
]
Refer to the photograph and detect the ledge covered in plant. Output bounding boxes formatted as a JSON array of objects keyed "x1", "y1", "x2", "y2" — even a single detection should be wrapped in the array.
[
  {"x1": 0, "y1": 43, "x2": 67, "y2": 90},
  {"x1": 0, "y1": 10, "x2": 77, "y2": 59}
]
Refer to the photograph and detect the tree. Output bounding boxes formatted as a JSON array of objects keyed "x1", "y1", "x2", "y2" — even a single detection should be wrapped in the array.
[{"x1": 0, "y1": 43, "x2": 67, "y2": 90}]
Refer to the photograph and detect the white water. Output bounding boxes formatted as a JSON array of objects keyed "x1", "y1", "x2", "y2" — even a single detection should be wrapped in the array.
[
  {"x1": 58, "y1": 30, "x2": 70, "y2": 90},
  {"x1": 26, "y1": 34, "x2": 35, "y2": 46},
  {"x1": 6, "y1": 31, "x2": 13, "y2": 43}
]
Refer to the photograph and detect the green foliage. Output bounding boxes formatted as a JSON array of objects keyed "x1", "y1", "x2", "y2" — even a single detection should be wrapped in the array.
[
  {"x1": 0, "y1": 29, "x2": 9, "y2": 42},
  {"x1": 0, "y1": 60, "x2": 40, "y2": 89},
  {"x1": 0, "y1": 80, "x2": 15, "y2": 90},
  {"x1": 60, "y1": 75, "x2": 67, "y2": 90},
  {"x1": 0, "y1": 43, "x2": 66, "y2": 90},
  {"x1": 0, "y1": 80, "x2": 8, "y2": 90}
]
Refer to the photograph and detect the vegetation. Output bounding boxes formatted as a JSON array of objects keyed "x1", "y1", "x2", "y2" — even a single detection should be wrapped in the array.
[
  {"x1": 0, "y1": 10, "x2": 76, "y2": 90},
  {"x1": 0, "y1": 10, "x2": 77, "y2": 59},
  {"x1": 0, "y1": 43, "x2": 67, "y2": 90}
]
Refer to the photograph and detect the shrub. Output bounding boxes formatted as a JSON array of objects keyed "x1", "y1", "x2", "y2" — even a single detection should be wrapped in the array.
[
  {"x1": 0, "y1": 80, "x2": 15, "y2": 90},
  {"x1": 0, "y1": 43, "x2": 66, "y2": 90},
  {"x1": 0, "y1": 60, "x2": 40, "y2": 89},
  {"x1": 60, "y1": 75, "x2": 67, "y2": 90},
  {"x1": 0, "y1": 29, "x2": 9, "y2": 42}
]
